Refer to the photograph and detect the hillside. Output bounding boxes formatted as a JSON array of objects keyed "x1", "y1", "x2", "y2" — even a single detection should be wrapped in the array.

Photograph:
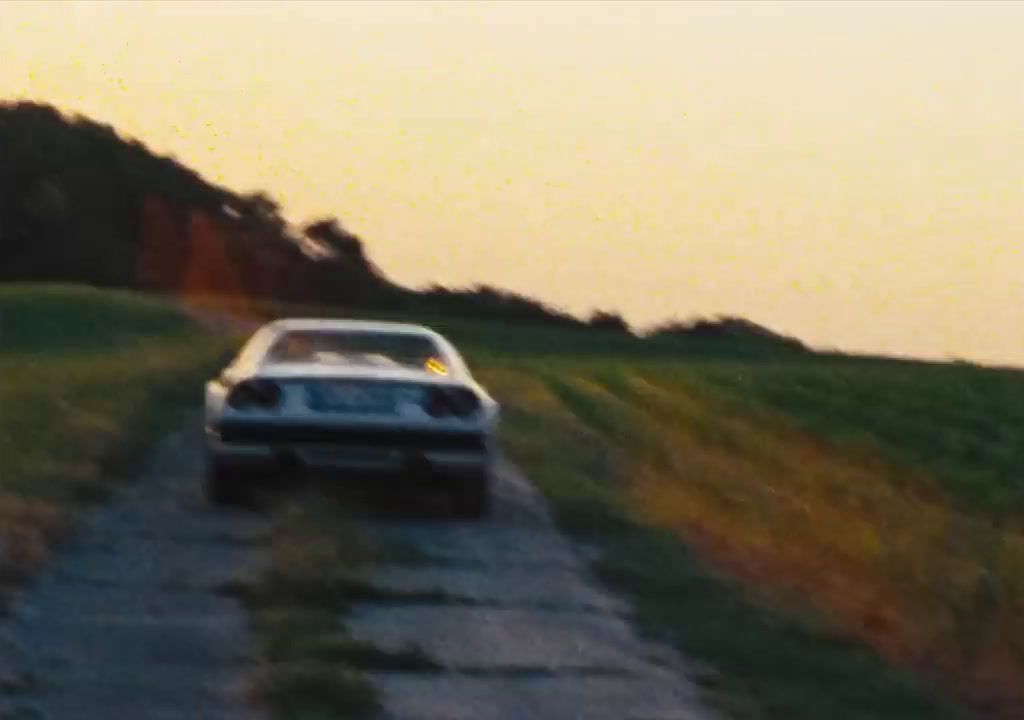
[
  {"x1": 0, "y1": 102, "x2": 388, "y2": 303},
  {"x1": 0, "y1": 102, "x2": 592, "y2": 328},
  {"x1": 0, "y1": 101, "x2": 811, "y2": 349}
]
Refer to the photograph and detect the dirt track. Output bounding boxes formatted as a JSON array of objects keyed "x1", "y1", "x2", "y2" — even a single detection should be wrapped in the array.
[{"x1": 1, "y1": 422, "x2": 717, "y2": 720}]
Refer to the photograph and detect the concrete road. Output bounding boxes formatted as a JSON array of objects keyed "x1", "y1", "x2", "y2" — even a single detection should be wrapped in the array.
[
  {"x1": 0, "y1": 424, "x2": 269, "y2": 720},
  {"x1": 351, "y1": 462, "x2": 718, "y2": 720},
  {"x1": 0, "y1": 424, "x2": 718, "y2": 720}
]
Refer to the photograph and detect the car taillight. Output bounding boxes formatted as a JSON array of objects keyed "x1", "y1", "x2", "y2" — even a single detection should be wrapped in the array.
[
  {"x1": 423, "y1": 387, "x2": 481, "y2": 418},
  {"x1": 227, "y1": 379, "x2": 282, "y2": 411},
  {"x1": 448, "y1": 388, "x2": 482, "y2": 417}
]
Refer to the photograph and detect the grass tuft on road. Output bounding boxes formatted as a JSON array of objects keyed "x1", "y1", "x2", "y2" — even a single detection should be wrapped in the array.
[
  {"x1": 229, "y1": 490, "x2": 445, "y2": 719},
  {"x1": 251, "y1": 661, "x2": 376, "y2": 719}
]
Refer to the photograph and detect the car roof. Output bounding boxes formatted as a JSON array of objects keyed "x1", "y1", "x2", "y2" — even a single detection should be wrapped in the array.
[{"x1": 263, "y1": 318, "x2": 442, "y2": 338}]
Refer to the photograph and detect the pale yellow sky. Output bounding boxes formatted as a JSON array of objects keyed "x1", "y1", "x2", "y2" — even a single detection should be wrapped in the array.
[{"x1": 2, "y1": 1, "x2": 1023, "y2": 364}]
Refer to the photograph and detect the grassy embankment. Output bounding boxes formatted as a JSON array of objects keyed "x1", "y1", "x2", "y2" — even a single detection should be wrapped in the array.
[
  {"x1": 475, "y1": 352, "x2": 1023, "y2": 720},
  {"x1": 0, "y1": 284, "x2": 233, "y2": 606}
]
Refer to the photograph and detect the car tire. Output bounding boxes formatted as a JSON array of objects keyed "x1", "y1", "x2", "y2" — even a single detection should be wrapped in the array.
[
  {"x1": 205, "y1": 461, "x2": 245, "y2": 507},
  {"x1": 452, "y1": 471, "x2": 490, "y2": 519}
]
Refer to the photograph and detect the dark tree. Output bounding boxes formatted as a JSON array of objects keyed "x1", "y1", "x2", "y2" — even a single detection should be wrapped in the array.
[
  {"x1": 302, "y1": 217, "x2": 376, "y2": 275},
  {"x1": 588, "y1": 310, "x2": 631, "y2": 334},
  {"x1": 240, "y1": 191, "x2": 286, "y2": 235},
  {"x1": 649, "y1": 316, "x2": 807, "y2": 351}
]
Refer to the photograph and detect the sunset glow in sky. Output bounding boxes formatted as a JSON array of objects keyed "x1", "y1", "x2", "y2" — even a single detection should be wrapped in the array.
[{"x1": 2, "y1": 1, "x2": 1023, "y2": 363}]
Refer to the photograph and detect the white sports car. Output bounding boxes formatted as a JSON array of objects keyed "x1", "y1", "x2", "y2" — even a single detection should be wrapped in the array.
[{"x1": 203, "y1": 318, "x2": 500, "y2": 517}]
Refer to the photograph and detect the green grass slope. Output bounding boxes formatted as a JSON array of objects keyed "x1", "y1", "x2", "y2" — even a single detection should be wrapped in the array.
[
  {"x1": 0, "y1": 284, "x2": 232, "y2": 601},
  {"x1": 480, "y1": 354, "x2": 1024, "y2": 720},
  {"x1": 691, "y1": 358, "x2": 1024, "y2": 516}
]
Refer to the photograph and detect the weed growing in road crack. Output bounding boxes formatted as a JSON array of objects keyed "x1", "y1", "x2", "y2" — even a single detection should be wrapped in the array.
[{"x1": 227, "y1": 491, "x2": 445, "y2": 718}]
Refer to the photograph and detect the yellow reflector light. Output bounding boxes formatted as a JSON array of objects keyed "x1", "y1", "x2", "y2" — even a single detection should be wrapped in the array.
[{"x1": 425, "y1": 357, "x2": 449, "y2": 376}]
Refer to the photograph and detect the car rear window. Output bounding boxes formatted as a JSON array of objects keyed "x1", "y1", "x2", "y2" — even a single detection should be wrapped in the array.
[{"x1": 265, "y1": 330, "x2": 445, "y2": 371}]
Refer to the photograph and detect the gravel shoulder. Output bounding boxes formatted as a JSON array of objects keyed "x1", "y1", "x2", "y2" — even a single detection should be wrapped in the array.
[{"x1": 0, "y1": 422, "x2": 269, "y2": 720}]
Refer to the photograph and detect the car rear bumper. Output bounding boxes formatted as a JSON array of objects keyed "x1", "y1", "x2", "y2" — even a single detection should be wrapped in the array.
[{"x1": 206, "y1": 423, "x2": 493, "y2": 478}]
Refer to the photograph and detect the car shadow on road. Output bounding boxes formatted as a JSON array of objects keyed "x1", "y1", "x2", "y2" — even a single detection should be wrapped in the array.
[{"x1": 243, "y1": 470, "x2": 469, "y2": 524}]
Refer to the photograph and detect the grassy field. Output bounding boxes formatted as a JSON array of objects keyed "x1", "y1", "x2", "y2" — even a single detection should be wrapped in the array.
[
  {"x1": 7, "y1": 287, "x2": 1023, "y2": 719},
  {"x1": 0, "y1": 284, "x2": 233, "y2": 602},
  {"x1": 690, "y1": 358, "x2": 1024, "y2": 518},
  {"x1": 475, "y1": 355, "x2": 1023, "y2": 720}
]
